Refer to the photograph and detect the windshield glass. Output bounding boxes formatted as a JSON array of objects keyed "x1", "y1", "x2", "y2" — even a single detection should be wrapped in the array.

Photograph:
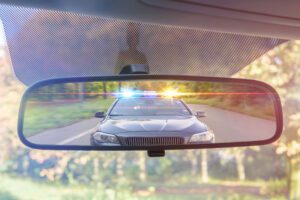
[
  {"x1": 110, "y1": 98, "x2": 191, "y2": 116},
  {"x1": 0, "y1": 6, "x2": 284, "y2": 85}
]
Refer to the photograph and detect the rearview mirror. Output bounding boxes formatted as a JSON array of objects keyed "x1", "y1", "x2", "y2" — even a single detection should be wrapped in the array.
[{"x1": 18, "y1": 75, "x2": 283, "y2": 152}]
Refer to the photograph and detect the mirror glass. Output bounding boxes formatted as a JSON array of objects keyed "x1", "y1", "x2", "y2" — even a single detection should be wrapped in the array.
[{"x1": 20, "y1": 79, "x2": 280, "y2": 148}]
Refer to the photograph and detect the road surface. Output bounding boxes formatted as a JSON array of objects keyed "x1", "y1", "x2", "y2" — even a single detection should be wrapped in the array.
[{"x1": 27, "y1": 104, "x2": 276, "y2": 146}]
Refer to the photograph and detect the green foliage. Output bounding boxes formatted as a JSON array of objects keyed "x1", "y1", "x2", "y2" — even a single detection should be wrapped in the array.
[
  {"x1": 23, "y1": 98, "x2": 114, "y2": 136},
  {"x1": 183, "y1": 96, "x2": 274, "y2": 120},
  {"x1": 262, "y1": 179, "x2": 287, "y2": 197},
  {"x1": 235, "y1": 41, "x2": 300, "y2": 198},
  {"x1": 0, "y1": 191, "x2": 17, "y2": 200},
  {"x1": 0, "y1": 174, "x2": 288, "y2": 200}
]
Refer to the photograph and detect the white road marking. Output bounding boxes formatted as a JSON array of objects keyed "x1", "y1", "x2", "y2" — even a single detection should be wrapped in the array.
[{"x1": 57, "y1": 127, "x2": 97, "y2": 145}]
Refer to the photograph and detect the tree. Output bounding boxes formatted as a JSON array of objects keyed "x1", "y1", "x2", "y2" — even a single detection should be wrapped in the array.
[
  {"x1": 137, "y1": 152, "x2": 147, "y2": 181},
  {"x1": 186, "y1": 150, "x2": 199, "y2": 176},
  {"x1": 233, "y1": 148, "x2": 246, "y2": 181},
  {"x1": 201, "y1": 149, "x2": 209, "y2": 183},
  {"x1": 236, "y1": 40, "x2": 300, "y2": 199}
]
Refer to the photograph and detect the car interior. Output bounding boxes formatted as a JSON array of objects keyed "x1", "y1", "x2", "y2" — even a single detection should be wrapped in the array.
[{"x1": 0, "y1": 0, "x2": 300, "y2": 199}]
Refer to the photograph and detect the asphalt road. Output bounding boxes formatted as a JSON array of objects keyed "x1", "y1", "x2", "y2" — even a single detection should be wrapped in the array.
[
  {"x1": 27, "y1": 104, "x2": 276, "y2": 146},
  {"x1": 190, "y1": 104, "x2": 276, "y2": 143},
  {"x1": 27, "y1": 118, "x2": 100, "y2": 145}
]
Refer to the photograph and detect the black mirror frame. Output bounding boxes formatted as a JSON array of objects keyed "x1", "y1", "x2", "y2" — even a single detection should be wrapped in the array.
[{"x1": 18, "y1": 75, "x2": 283, "y2": 151}]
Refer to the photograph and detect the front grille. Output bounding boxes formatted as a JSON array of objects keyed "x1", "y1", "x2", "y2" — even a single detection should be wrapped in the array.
[{"x1": 120, "y1": 137, "x2": 184, "y2": 146}]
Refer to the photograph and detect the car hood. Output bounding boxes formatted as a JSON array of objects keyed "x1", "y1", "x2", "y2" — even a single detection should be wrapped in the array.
[{"x1": 99, "y1": 116, "x2": 208, "y2": 135}]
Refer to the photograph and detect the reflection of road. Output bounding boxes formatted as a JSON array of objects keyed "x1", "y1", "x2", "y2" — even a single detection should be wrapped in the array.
[
  {"x1": 27, "y1": 118, "x2": 100, "y2": 145},
  {"x1": 188, "y1": 104, "x2": 276, "y2": 143},
  {"x1": 27, "y1": 104, "x2": 276, "y2": 145}
]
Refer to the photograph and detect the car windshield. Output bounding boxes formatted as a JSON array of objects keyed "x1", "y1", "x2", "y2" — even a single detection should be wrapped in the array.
[
  {"x1": 109, "y1": 98, "x2": 191, "y2": 116},
  {"x1": 1, "y1": 4, "x2": 300, "y2": 200}
]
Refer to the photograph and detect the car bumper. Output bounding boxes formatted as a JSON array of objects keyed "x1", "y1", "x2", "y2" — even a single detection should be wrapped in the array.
[{"x1": 91, "y1": 135, "x2": 215, "y2": 146}]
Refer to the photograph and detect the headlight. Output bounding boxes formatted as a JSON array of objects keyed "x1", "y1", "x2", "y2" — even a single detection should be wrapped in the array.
[
  {"x1": 93, "y1": 132, "x2": 120, "y2": 144},
  {"x1": 189, "y1": 131, "x2": 214, "y2": 143}
]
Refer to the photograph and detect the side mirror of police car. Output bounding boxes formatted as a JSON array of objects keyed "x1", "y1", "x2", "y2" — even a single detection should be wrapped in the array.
[
  {"x1": 196, "y1": 111, "x2": 206, "y2": 118},
  {"x1": 95, "y1": 112, "x2": 105, "y2": 118}
]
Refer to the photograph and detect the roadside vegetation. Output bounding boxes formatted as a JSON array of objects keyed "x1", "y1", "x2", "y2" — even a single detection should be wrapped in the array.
[
  {"x1": 0, "y1": 174, "x2": 287, "y2": 200},
  {"x1": 23, "y1": 98, "x2": 114, "y2": 137},
  {"x1": 183, "y1": 97, "x2": 275, "y2": 120}
]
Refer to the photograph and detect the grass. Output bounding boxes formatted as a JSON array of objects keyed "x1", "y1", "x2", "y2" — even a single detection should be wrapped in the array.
[
  {"x1": 23, "y1": 98, "x2": 114, "y2": 137},
  {"x1": 0, "y1": 174, "x2": 287, "y2": 200},
  {"x1": 0, "y1": 174, "x2": 104, "y2": 200}
]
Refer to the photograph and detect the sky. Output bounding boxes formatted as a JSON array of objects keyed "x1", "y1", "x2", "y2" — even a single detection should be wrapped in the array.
[
  {"x1": 0, "y1": 20, "x2": 7, "y2": 59},
  {"x1": 0, "y1": 20, "x2": 6, "y2": 46}
]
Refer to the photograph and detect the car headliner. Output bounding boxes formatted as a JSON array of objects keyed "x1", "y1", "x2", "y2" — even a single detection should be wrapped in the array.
[{"x1": 1, "y1": 0, "x2": 300, "y2": 39}]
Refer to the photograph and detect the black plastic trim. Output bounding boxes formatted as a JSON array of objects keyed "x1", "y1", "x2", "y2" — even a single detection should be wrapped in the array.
[{"x1": 170, "y1": 0, "x2": 300, "y2": 21}]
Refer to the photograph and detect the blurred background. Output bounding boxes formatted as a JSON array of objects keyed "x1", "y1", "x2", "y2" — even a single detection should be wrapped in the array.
[{"x1": 0, "y1": 8, "x2": 300, "y2": 200}]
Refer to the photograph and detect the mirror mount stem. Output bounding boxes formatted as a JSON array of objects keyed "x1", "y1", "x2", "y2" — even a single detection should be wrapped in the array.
[
  {"x1": 119, "y1": 64, "x2": 149, "y2": 75},
  {"x1": 147, "y1": 150, "x2": 165, "y2": 157}
]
